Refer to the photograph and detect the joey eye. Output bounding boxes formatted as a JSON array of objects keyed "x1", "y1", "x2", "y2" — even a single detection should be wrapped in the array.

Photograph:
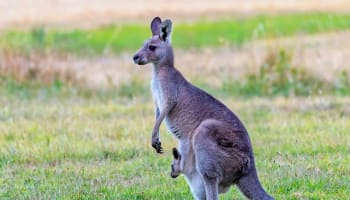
[{"x1": 149, "y1": 45, "x2": 157, "y2": 51}]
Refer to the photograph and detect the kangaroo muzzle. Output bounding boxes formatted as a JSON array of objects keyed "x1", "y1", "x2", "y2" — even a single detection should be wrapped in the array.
[{"x1": 133, "y1": 54, "x2": 147, "y2": 65}]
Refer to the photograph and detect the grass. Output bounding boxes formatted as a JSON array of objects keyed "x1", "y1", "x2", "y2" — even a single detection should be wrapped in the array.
[
  {"x1": 188, "y1": 48, "x2": 350, "y2": 97},
  {"x1": 1, "y1": 13, "x2": 350, "y2": 54},
  {"x1": 218, "y1": 49, "x2": 350, "y2": 97},
  {"x1": 0, "y1": 79, "x2": 349, "y2": 199}
]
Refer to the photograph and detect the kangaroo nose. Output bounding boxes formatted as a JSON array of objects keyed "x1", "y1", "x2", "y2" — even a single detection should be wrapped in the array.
[{"x1": 133, "y1": 55, "x2": 139, "y2": 62}]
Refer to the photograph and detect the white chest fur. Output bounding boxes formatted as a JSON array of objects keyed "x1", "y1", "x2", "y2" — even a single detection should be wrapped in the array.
[
  {"x1": 151, "y1": 73, "x2": 165, "y2": 112},
  {"x1": 151, "y1": 68, "x2": 178, "y2": 136},
  {"x1": 151, "y1": 71, "x2": 174, "y2": 135}
]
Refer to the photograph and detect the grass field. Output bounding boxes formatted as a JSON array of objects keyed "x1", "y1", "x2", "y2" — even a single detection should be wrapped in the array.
[
  {"x1": 1, "y1": 82, "x2": 349, "y2": 199},
  {"x1": 1, "y1": 13, "x2": 350, "y2": 54},
  {"x1": 1, "y1": 5, "x2": 350, "y2": 200}
]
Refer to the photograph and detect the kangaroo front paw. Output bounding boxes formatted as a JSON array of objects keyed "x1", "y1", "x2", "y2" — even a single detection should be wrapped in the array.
[{"x1": 152, "y1": 139, "x2": 163, "y2": 154}]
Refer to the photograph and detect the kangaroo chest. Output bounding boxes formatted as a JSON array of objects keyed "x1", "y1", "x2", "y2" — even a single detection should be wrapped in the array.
[
  {"x1": 151, "y1": 73, "x2": 183, "y2": 138},
  {"x1": 151, "y1": 76, "x2": 165, "y2": 112}
]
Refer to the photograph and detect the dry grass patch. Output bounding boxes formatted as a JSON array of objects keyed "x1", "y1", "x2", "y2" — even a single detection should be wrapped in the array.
[
  {"x1": 3, "y1": 30, "x2": 350, "y2": 92},
  {"x1": 0, "y1": 49, "x2": 77, "y2": 85}
]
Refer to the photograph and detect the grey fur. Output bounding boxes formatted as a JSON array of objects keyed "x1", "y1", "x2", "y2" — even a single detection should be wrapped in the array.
[{"x1": 133, "y1": 17, "x2": 274, "y2": 200}]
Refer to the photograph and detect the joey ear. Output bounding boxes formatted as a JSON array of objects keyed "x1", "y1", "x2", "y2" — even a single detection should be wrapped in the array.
[
  {"x1": 151, "y1": 17, "x2": 162, "y2": 36},
  {"x1": 172, "y1": 148, "x2": 181, "y2": 160},
  {"x1": 159, "y1": 19, "x2": 172, "y2": 42}
]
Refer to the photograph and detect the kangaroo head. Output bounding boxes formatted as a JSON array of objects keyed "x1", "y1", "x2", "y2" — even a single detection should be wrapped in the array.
[
  {"x1": 133, "y1": 17, "x2": 174, "y2": 66},
  {"x1": 170, "y1": 147, "x2": 181, "y2": 178}
]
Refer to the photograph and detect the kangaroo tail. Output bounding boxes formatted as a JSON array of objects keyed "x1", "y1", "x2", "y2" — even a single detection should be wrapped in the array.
[{"x1": 236, "y1": 166, "x2": 274, "y2": 200}]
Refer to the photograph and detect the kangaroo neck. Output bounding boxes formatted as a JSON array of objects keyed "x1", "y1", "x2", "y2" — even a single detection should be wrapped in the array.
[
  {"x1": 153, "y1": 45, "x2": 175, "y2": 73},
  {"x1": 152, "y1": 62, "x2": 174, "y2": 75}
]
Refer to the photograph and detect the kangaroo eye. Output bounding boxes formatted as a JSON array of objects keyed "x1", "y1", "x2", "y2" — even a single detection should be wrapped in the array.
[{"x1": 149, "y1": 45, "x2": 157, "y2": 51}]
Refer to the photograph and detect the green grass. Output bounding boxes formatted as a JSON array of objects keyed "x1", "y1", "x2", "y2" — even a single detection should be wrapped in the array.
[
  {"x1": 0, "y1": 80, "x2": 349, "y2": 199},
  {"x1": 1, "y1": 13, "x2": 350, "y2": 54}
]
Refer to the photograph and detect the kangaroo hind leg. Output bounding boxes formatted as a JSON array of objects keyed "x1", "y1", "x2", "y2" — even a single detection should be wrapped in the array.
[{"x1": 192, "y1": 119, "x2": 224, "y2": 200}]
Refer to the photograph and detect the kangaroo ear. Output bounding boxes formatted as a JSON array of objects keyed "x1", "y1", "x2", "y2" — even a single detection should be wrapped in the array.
[
  {"x1": 151, "y1": 17, "x2": 162, "y2": 36},
  {"x1": 160, "y1": 19, "x2": 172, "y2": 42},
  {"x1": 172, "y1": 148, "x2": 181, "y2": 160}
]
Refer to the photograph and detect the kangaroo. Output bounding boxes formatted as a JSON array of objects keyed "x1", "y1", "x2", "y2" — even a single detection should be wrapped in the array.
[{"x1": 133, "y1": 17, "x2": 274, "y2": 200}]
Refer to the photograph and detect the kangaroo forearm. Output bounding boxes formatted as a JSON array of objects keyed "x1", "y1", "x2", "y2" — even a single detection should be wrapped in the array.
[
  {"x1": 155, "y1": 106, "x2": 160, "y2": 119},
  {"x1": 152, "y1": 109, "x2": 166, "y2": 137},
  {"x1": 152, "y1": 104, "x2": 173, "y2": 138},
  {"x1": 153, "y1": 107, "x2": 160, "y2": 136}
]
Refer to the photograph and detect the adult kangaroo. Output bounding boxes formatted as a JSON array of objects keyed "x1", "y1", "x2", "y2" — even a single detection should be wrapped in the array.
[{"x1": 133, "y1": 17, "x2": 274, "y2": 200}]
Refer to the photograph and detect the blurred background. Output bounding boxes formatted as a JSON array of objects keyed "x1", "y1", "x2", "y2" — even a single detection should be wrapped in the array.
[
  {"x1": 1, "y1": 0, "x2": 350, "y2": 92},
  {"x1": 1, "y1": 1, "x2": 350, "y2": 199}
]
